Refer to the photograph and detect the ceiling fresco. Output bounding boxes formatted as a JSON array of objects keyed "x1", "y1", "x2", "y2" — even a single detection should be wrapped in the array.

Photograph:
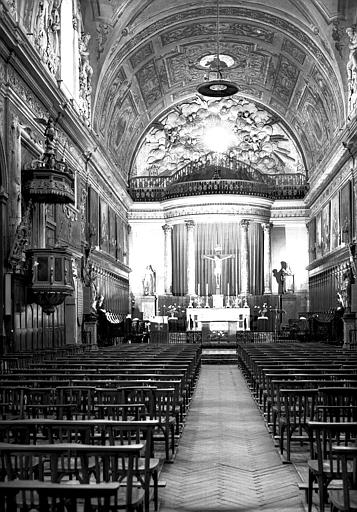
[{"x1": 81, "y1": 1, "x2": 351, "y2": 182}]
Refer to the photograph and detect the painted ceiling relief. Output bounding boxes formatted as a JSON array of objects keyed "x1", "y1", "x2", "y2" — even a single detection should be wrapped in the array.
[{"x1": 133, "y1": 97, "x2": 304, "y2": 178}]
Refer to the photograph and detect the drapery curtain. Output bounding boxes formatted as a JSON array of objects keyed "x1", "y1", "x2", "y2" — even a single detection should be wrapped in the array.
[
  {"x1": 172, "y1": 224, "x2": 187, "y2": 295},
  {"x1": 172, "y1": 221, "x2": 264, "y2": 296},
  {"x1": 248, "y1": 223, "x2": 264, "y2": 295}
]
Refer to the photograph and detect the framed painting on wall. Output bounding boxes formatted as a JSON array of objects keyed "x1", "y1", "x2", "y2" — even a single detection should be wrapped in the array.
[
  {"x1": 340, "y1": 181, "x2": 351, "y2": 244},
  {"x1": 330, "y1": 192, "x2": 340, "y2": 251},
  {"x1": 321, "y1": 202, "x2": 330, "y2": 256},
  {"x1": 316, "y1": 211, "x2": 322, "y2": 259},
  {"x1": 116, "y1": 215, "x2": 123, "y2": 262},
  {"x1": 99, "y1": 199, "x2": 109, "y2": 253},
  {"x1": 88, "y1": 187, "x2": 99, "y2": 247},
  {"x1": 108, "y1": 208, "x2": 116, "y2": 258},
  {"x1": 308, "y1": 217, "x2": 316, "y2": 263}
]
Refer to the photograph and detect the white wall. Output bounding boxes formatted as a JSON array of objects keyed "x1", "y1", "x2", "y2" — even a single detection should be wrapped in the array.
[
  {"x1": 129, "y1": 221, "x2": 165, "y2": 297},
  {"x1": 271, "y1": 222, "x2": 309, "y2": 293}
]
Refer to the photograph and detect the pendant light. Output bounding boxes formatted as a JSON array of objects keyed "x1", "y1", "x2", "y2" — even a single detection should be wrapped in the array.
[{"x1": 197, "y1": 0, "x2": 238, "y2": 98}]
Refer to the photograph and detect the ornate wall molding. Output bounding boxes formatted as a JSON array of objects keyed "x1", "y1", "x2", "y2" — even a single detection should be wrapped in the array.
[{"x1": 309, "y1": 160, "x2": 352, "y2": 215}]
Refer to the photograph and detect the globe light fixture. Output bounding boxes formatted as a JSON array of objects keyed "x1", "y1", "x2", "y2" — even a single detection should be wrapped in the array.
[{"x1": 197, "y1": 0, "x2": 238, "y2": 98}]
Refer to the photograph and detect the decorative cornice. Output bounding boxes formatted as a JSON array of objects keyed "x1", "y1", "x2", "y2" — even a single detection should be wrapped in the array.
[
  {"x1": 306, "y1": 245, "x2": 349, "y2": 276},
  {"x1": 309, "y1": 160, "x2": 352, "y2": 215}
]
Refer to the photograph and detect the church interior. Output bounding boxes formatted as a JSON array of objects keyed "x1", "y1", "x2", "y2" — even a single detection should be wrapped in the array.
[{"x1": 0, "y1": 1, "x2": 357, "y2": 511}]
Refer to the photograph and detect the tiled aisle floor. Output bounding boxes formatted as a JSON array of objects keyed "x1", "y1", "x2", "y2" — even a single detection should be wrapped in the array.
[{"x1": 158, "y1": 365, "x2": 306, "y2": 512}]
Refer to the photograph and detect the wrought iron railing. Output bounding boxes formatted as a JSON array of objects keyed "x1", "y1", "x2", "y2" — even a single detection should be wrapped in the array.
[{"x1": 128, "y1": 156, "x2": 308, "y2": 201}]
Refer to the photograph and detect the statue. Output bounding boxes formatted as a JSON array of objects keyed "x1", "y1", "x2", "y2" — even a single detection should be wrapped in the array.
[
  {"x1": 340, "y1": 265, "x2": 354, "y2": 311},
  {"x1": 143, "y1": 265, "x2": 156, "y2": 296},
  {"x1": 347, "y1": 26, "x2": 357, "y2": 82},
  {"x1": 346, "y1": 26, "x2": 357, "y2": 112},
  {"x1": 203, "y1": 245, "x2": 233, "y2": 293},
  {"x1": 79, "y1": 33, "x2": 93, "y2": 121},
  {"x1": 273, "y1": 261, "x2": 293, "y2": 294}
]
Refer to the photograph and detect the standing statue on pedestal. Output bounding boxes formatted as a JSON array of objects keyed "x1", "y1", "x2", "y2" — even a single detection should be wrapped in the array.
[
  {"x1": 203, "y1": 245, "x2": 233, "y2": 294},
  {"x1": 143, "y1": 265, "x2": 156, "y2": 296},
  {"x1": 273, "y1": 261, "x2": 293, "y2": 294}
]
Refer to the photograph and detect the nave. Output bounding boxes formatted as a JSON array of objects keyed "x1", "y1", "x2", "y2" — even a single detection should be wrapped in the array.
[
  {"x1": 159, "y1": 365, "x2": 305, "y2": 512},
  {"x1": 1, "y1": 341, "x2": 357, "y2": 512}
]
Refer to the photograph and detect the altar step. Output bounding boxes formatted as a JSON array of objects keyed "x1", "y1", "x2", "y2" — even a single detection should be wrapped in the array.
[{"x1": 201, "y1": 349, "x2": 237, "y2": 365}]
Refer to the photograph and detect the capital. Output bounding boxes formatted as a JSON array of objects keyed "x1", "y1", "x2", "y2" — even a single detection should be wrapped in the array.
[
  {"x1": 261, "y1": 222, "x2": 273, "y2": 233},
  {"x1": 240, "y1": 219, "x2": 250, "y2": 231},
  {"x1": 185, "y1": 219, "x2": 195, "y2": 230},
  {"x1": 162, "y1": 223, "x2": 172, "y2": 233}
]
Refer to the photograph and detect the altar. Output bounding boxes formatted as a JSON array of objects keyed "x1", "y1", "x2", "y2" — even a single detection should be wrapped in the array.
[{"x1": 186, "y1": 307, "x2": 250, "y2": 332}]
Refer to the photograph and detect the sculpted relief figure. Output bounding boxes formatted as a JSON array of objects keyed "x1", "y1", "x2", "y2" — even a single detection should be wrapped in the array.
[
  {"x1": 34, "y1": 1, "x2": 61, "y2": 75},
  {"x1": 79, "y1": 33, "x2": 93, "y2": 121},
  {"x1": 346, "y1": 26, "x2": 357, "y2": 113},
  {"x1": 34, "y1": 1, "x2": 49, "y2": 61}
]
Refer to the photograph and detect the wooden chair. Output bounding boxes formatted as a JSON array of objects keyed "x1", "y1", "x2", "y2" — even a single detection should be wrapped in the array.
[
  {"x1": 306, "y1": 421, "x2": 357, "y2": 512},
  {"x1": 0, "y1": 442, "x2": 145, "y2": 511},
  {"x1": 0, "y1": 480, "x2": 121, "y2": 511},
  {"x1": 328, "y1": 446, "x2": 357, "y2": 511},
  {"x1": 0, "y1": 418, "x2": 160, "y2": 512},
  {"x1": 279, "y1": 388, "x2": 317, "y2": 462}
]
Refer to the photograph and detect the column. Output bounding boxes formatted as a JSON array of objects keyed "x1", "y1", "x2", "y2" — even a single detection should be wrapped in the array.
[
  {"x1": 162, "y1": 224, "x2": 173, "y2": 294},
  {"x1": 185, "y1": 219, "x2": 196, "y2": 296},
  {"x1": 240, "y1": 220, "x2": 250, "y2": 295},
  {"x1": 262, "y1": 222, "x2": 273, "y2": 294}
]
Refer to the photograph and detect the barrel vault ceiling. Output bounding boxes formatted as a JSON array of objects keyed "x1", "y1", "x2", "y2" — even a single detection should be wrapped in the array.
[{"x1": 81, "y1": 0, "x2": 353, "y2": 182}]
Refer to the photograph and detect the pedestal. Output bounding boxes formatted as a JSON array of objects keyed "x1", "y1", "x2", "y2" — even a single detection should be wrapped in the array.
[
  {"x1": 343, "y1": 312, "x2": 357, "y2": 349},
  {"x1": 212, "y1": 294, "x2": 224, "y2": 309},
  {"x1": 83, "y1": 317, "x2": 98, "y2": 351},
  {"x1": 141, "y1": 296, "x2": 156, "y2": 320}
]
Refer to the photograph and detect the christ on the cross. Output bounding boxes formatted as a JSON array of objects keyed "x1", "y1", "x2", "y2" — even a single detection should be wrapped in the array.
[{"x1": 203, "y1": 245, "x2": 234, "y2": 294}]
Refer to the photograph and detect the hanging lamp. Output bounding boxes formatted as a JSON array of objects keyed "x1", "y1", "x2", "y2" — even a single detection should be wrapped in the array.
[{"x1": 197, "y1": 0, "x2": 238, "y2": 98}]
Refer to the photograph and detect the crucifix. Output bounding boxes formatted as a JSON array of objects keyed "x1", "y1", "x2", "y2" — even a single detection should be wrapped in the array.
[{"x1": 203, "y1": 245, "x2": 234, "y2": 295}]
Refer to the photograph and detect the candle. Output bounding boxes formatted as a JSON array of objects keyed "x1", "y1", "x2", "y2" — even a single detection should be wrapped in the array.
[
  {"x1": 197, "y1": 282, "x2": 200, "y2": 296},
  {"x1": 227, "y1": 282, "x2": 230, "y2": 297},
  {"x1": 206, "y1": 283, "x2": 208, "y2": 296}
]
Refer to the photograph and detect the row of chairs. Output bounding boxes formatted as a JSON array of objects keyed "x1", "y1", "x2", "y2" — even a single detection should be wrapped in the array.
[
  {"x1": 0, "y1": 343, "x2": 202, "y2": 511},
  {"x1": 237, "y1": 341, "x2": 357, "y2": 512}
]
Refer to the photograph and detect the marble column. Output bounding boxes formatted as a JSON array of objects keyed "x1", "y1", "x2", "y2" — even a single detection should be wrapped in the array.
[
  {"x1": 162, "y1": 223, "x2": 173, "y2": 294},
  {"x1": 185, "y1": 219, "x2": 196, "y2": 296},
  {"x1": 240, "y1": 220, "x2": 250, "y2": 295},
  {"x1": 262, "y1": 222, "x2": 273, "y2": 294}
]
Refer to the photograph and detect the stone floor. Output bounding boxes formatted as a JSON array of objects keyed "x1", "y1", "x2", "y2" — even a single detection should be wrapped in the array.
[{"x1": 158, "y1": 365, "x2": 309, "y2": 512}]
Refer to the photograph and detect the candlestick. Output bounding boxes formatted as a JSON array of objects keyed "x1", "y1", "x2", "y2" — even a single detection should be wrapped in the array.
[{"x1": 205, "y1": 282, "x2": 209, "y2": 308}]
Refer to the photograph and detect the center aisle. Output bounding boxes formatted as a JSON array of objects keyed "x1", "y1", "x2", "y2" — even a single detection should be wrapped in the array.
[{"x1": 159, "y1": 365, "x2": 305, "y2": 512}]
